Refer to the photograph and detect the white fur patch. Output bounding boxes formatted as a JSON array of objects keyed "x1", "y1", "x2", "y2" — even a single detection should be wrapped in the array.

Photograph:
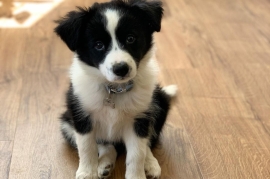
[
  {"x1": 104, "y1": 9, "x2": 119, "y2": 49},
  {"x1": 75, "y1": 132, "x2": 99, "y2": 179},
  {"x1": 61, "y1": 122, "x2": 74, "y2": 137},
  {"x1": 162, "y1": 85, "x2": 178, "y2": 97},
  {"x1": 123, "y1": 123, "x2": 148, "y2": 179},
  {"x1": 61, "y1": 122, "x2": 75, "y2": 145}
]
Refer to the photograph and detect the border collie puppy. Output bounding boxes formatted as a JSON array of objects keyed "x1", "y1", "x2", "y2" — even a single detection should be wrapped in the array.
[{"x1": 55, "y1": 0, "x2": 177, "y2": 178}]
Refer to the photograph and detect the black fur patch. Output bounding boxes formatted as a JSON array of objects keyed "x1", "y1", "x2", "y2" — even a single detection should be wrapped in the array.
[
  {"x1": 133, "y1": 85, "x2": 171, "y2": 143},
  {"x1": 127, "y1": 0, "x2": 163, "y2": 32},
  {"x1": 65, "y1": 84, "x2": 92, "y2": 134},
  {"x1": 149, "y1": 85, "x2": 171, "y2": 147},
  {"x1": 134, "y1": 118, "x2": 150, "y2": 138},
  {"x1": 74, "y1": 116, "x2": 92, "y2": 134}
]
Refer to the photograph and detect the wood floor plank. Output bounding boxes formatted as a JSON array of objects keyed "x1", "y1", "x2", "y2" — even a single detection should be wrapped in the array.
[
  {"x1": 0, "y1": 141, "x2": 13, "y2": 179},
  {"x1": 161, "y1": 68, "x2": 270, "y2": 178},
  {"x1": 156, "y1": 107, "x2": 203, "y2": 179},
  {"x1": 8, "y1": 72, "x2": 75, "y2": 179},
  {"x1": 0, "y1": 75, "x2": 22, "y2": 140},
  {"x1": 157, "y1": 1, "x2": 270, "y2": 177}
]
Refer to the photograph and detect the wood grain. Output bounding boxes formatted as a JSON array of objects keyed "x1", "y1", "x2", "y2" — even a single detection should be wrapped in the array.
[
  {"x1": 1, "y1": 0, "x2": 270, "y2": 178},
  {"x1": 0, "y1": 141, "x2": 13, "y2": 179}
]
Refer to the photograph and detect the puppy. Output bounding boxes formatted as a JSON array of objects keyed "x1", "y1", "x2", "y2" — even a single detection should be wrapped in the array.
[{"x1": 55, "y1": 0, "x2": 177, "y2": 178}]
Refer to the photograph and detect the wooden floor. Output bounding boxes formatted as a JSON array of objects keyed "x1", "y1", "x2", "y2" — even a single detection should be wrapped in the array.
[{"x1": 1, "y1": 0, "x2": 270, "y2": 178}]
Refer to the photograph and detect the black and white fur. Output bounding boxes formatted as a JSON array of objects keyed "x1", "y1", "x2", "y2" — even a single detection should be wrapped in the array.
[{"x1": 55, "y1": 0, "x2": 177, "y2": 178}]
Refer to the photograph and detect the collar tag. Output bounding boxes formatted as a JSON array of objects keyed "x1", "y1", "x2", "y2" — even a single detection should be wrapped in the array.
[
  {"x1": 103, "y1": 91, "x2": 115, "y2": 108},
  {"x1": 103, "y1": 80, "x2": 134, "y2": 108}
]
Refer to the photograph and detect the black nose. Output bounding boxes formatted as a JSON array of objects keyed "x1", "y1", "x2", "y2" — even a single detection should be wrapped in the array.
[{"x1": 112, "y1": 62, "x2": 129, "y2": 77}]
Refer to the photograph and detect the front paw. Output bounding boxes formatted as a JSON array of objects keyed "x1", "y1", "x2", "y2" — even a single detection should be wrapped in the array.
[
  {"x1": 145, "y1": 157, "x2": 161, "y2": 179},
  {"x1": 76, "y1": 170, "x2": 98, "y2": 179}
]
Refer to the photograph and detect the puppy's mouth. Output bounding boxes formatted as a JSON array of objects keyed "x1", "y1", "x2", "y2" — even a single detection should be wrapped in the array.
[{"x1": 109, "y1": 74, "x2": 134, "y2": 84}]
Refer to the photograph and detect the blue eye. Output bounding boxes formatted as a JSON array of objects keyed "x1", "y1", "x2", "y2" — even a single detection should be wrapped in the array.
[
  {"x1": 95, "y1": 41, "x2": 105, "y2": 51},
  {"x1": 126, "y1": 35, "x2": 136, "y2": 44}
]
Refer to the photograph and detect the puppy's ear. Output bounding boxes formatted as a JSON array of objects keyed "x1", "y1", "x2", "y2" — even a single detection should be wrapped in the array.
[
  {"x1": 130, "y1": 0, "x2": 163, "y2": 32},
  {"x1": 54, "y1": 7, "x2": 89, "y2": 51}
]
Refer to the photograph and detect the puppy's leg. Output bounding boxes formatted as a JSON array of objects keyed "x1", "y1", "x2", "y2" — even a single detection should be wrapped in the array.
[
  {"x1": 97, "y1": 144, "x2": 117, "y2": 179},
  {"x1": 65, "y1": 87, "x2": 99, "y2": 179},
  {"x1": 123, "y1": 123, "x2": 148, "y2": 179},
  {"x1": 145, "y1": 147, "x2": 161, "y2": 178},
  {"x1": 75, "y1": 132, "x2": 98, "y2": 179}
]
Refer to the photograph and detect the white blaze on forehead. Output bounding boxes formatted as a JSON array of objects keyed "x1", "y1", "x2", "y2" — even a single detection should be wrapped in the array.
[{"x1": 104, "y1": 9, "x2": 120, "y2": 49}]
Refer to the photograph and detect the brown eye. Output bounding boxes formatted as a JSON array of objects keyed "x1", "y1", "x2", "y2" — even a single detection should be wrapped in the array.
[
  {"x1": 95, "y1": 41, "x2": 105, "y2": 51},
  {"x1": 126, "y1": 35, "x2": 136, "y2": 44}
]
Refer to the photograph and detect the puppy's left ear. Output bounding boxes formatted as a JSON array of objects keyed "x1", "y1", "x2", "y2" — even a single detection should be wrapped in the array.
[
  {"x1": 54, "y1": 7, "x2": 88, "y2": 51},
  {"x1": 131, "y1": 0, "x2": 163, "y2": 32}
]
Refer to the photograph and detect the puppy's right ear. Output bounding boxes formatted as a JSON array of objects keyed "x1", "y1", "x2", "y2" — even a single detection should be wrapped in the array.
[{"x1": 54, "y1": 7, "x2": 88, "y2": 51}]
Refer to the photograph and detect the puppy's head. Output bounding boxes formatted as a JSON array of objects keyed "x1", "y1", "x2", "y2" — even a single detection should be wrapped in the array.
[{"x1": 55, "y1": 0, "x2": 163, "y2": 83}]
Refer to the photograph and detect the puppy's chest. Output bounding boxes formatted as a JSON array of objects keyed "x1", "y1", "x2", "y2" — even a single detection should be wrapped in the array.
[
  {"x1": 92, "y1": 108, "x2": 134, "y2": 141},
  {"x1": 76, "y1": 84, "x2": 153, "y2": 141}
]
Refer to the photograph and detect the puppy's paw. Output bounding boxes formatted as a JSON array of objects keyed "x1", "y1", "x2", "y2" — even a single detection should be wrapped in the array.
[
  {"x1": 145, "y1": 158, "x2": 161, "y2": 179},
  {"x1": 97, "y1": 144, "x2": 117, "y2": 179},
  {"x1": 98, "y1": 161, "x2": 114, "y2": 179},
  {"x1": 76, "y1": 170, "x2": 98, "y2": 179}
]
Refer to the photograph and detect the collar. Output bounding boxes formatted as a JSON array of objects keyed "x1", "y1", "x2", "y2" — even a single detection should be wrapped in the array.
[
  {"x1": 103, "y1": 80, "x2": 134, "y2": 109},
  {"x1": 104, "y1": 80, "x2": 134, "y2": 94}
]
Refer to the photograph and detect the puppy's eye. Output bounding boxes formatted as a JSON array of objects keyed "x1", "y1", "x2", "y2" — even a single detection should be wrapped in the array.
[
  {"x1": 126, "y1": 35, "x2": 136, "y2": 44},
  {"x1": 95, "y1": 41, "x2": 105, "y2": 51}
]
